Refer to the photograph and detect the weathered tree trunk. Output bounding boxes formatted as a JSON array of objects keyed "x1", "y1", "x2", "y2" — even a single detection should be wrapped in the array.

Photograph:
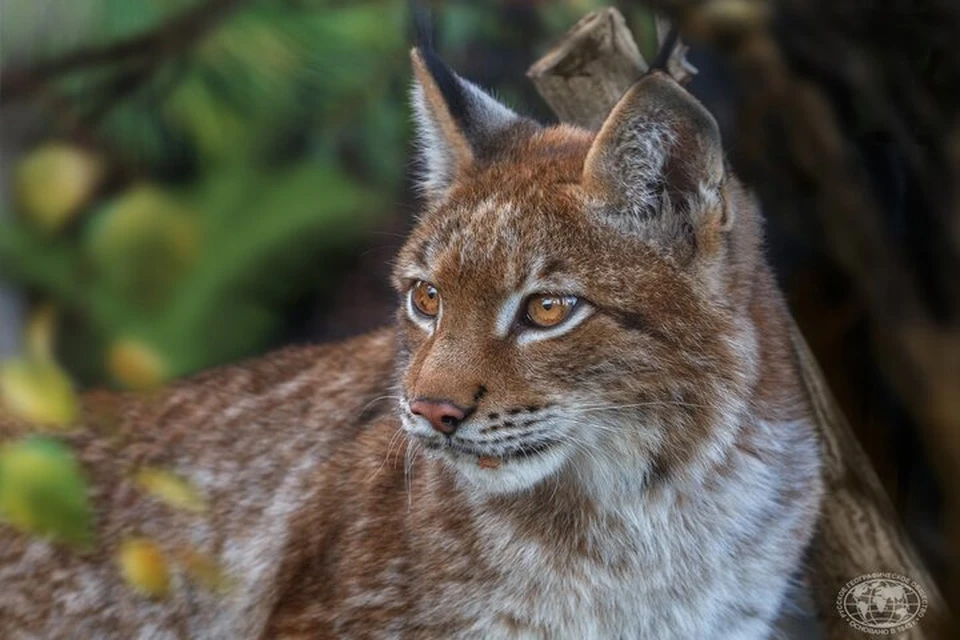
[{"x1": 527, "y1": 8, "x2": 950, "y2": 639}]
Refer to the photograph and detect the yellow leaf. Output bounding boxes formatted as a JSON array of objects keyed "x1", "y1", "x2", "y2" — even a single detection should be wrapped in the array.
[
  {"x1": 134, "y1": 467, "x2": 206, "y2": 513},
  {"x1": 26, "y1": 303, "x2": 58, "y2": 362},
  {"x1": 14, "y1": 144, "x2": 104, "y2": 233},
  {"x1": 178, "y1": 548, "x2": 233, "y2": 594},
  {"x1": 108, "y1": 339, "x2": 168, "y2": 390},
  {"x1": 117, "y1": 537, "x2": 170, "y2": 598},
  {"x1": 0, "y1": 358, "x2": 78, "y2": 427},
  {"x1": 85, "y1": 186, "x2": 201, "y2": 305},
  {"x1": 88, "y1": 186, "x2": 201, "y2": 260}
]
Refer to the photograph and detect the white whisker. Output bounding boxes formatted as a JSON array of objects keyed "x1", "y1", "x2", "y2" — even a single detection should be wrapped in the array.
[
  {"x1": 563, "y1": 399, "x2": 712, "y2": 414},
  {"x1": 404, "y1": 439, "x2": 420, "y2": 509},
  {"x1": 371, "y1": 426, "x2": 407, "y2": 482},
  {"x1": 359, "y1": 394, "x2": 403, "y2": 416}
]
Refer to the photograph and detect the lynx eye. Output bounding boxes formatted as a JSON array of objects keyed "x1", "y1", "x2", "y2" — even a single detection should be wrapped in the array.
[
  {"x1": 524, "y1": 294, "x2": 578, "y2": 328},
  {"x1": 411, "y1": 281, "x2": 440, "y2": 318}
]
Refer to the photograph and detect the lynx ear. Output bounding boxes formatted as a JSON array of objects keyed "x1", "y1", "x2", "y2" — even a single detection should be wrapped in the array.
[
  {"x1": 410, "y1": 47, "x2": 522, "y2": 199},
  {"x1": 583, "y1": 72, "x2": 727, "y2": 261}
]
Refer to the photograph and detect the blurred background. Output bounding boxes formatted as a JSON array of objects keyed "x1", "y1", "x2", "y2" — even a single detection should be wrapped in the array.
[{"x1": 1, "y1": 0, "x2": 959, "y2": 627}]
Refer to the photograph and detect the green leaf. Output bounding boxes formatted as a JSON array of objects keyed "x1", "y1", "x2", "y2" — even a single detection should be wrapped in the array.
[
  {"x1": 84, "y1": 185, "x2": 202, "y2": 309},
  {"x1": 0, "y1": 437, "x2": 95, "y2": 549},
  {"x1": 0, "y1": 218, "x2": 125, "y2": 329}
]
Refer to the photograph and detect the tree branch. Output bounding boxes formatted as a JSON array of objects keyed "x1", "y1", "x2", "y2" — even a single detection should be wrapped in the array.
[{"x1": 1, "y1": 0, "x2": 248, "y2": 106}]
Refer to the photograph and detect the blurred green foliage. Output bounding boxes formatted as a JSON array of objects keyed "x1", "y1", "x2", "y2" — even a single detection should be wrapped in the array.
[
  {"x1": 0, "y1": 0, "x2": 656, "y2": 392},
  {"x1": 2, "y1": 0, "x2": 414, "y2": 387},
  {"x1": 0, "y1": 436, "x2": 94, "y2": 548}
]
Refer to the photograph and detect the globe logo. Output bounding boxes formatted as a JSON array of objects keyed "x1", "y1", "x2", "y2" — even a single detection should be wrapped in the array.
[{"x1": 836, "y1": 572, "x2": 927, "y2": 635}]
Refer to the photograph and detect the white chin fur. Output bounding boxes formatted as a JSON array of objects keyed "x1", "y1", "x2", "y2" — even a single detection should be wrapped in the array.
[
  {"x1": 400, "y1": 413, "x2": 570, "y2": 495},
  {"x1": 442, "y1": 444, "x2": 570, "y2": 495}
]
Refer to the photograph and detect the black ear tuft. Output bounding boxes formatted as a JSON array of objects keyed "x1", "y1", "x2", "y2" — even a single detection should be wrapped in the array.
[
  {"x1": 409, "y1": 47, "x2": 526, "y2": 200},
  {"x1": 410, "y1": 1, "x2": 468, "y2": 127},
  {"x1": 408, "y1": 2, "x2": 533, "y2": 200},
  {"x1": 418, "y1": 46, "x2": 470, "y2": 131},
  {"x1": 412, "y1": 0, "x2": 434, "y2": 49}
]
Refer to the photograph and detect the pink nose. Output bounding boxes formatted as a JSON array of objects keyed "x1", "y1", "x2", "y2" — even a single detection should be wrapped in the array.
[{"x1": 409, "y1": 399, "x2": 468, "y2": 435}]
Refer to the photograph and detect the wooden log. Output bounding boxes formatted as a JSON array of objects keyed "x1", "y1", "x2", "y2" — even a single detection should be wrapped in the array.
[
  {"x1": 527, "y1": 7, "x2": 950, "y2": 639},
  {"x1": 527, "y1": 9, "x2": 647, "y2": 131},
  {"x1": 791, "y1": 312, "x2": 949, "y2": 638}
]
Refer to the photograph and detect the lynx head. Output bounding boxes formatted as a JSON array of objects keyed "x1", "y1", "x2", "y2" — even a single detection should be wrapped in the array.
[{"x1": 393, "y1": 48, "x2": 762, "y2": 495}]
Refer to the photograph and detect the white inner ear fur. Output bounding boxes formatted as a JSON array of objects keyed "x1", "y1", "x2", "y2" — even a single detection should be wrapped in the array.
[
  {"x1": 409, "y1": 65, "x2": 519, "y2": 199},
  {"x1": 605, "y1": 118, "x2": 678, "y2": 221},
  {"x1": 410, "y1": 81, "x2": 457, "y2": 198},
  {"x1": 459, "y1": 79, "x2": 518, "y2": 133},
  {"x1": 583, "y1": 75, "x2": 728, "y2": 258}
]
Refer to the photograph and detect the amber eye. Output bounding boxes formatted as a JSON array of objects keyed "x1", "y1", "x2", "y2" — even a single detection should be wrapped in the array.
[
  {"x1": 524, "y1": 294, "x2": 578, "y2": 328},
  {"x1": 411, "y1": 281, "x2": 441, "y2": 318}
]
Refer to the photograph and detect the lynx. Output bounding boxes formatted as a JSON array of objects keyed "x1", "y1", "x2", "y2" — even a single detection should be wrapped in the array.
[{"x1": 0, "y1": 45, "x2": 823, "y2": 639}]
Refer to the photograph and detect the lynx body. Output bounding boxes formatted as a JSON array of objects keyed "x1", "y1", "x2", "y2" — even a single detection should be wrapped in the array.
[{"x1": 0, "y1": 48, "x2": 822, "y2": 639}]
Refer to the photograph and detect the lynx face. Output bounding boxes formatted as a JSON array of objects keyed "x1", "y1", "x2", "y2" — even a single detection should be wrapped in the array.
[{"x1": 394, "y1": 49, "x2": 757, "y2": 495}]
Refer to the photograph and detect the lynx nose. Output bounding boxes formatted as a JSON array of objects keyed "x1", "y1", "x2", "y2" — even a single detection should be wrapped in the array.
[{"x1": 410, "y1": 399, "x2": 467, "y2": 435}]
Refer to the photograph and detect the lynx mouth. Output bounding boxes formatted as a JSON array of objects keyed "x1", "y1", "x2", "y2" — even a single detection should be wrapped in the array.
[
  {"x1": 409, "y1": 430, "x2": 570, "y2": 493},
  {"x1": 419, "y1": 436, "x2": 561, "y2": 465}
]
